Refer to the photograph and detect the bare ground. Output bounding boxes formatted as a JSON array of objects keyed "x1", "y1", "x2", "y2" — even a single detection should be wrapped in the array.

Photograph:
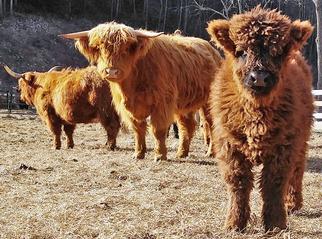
[{"x1": 0, "y1": 110, "x2": 321, "y2": 239}]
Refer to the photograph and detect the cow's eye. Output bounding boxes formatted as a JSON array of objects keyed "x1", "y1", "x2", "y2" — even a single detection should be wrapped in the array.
[
  {"x1": 236, "y1": 50, "x2": 247, "y2": 59},
  {"x1": 128, "y1": 42, "x2": 138, "y2": 54}
]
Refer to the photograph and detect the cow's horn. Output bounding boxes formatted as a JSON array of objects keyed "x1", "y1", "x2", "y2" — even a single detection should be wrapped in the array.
[
  {"x1": 3, "y1": 65, "x2": 23, "y2": 78},
  {"x1": 59, "y1": 30, "x2": 89, "y2": 39},
  {"x1": 48, "y1": 66, "x2": 63, "y2": 72},
  {"x1": 135, "y1": 30, "x2": 164, "y2": 38}
]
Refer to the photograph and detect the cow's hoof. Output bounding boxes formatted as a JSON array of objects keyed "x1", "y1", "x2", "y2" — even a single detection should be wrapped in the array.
[
  {"x1": 106, "y1": 141, "x2": 116, "y2": 151},
  {"x1": 175, "y1": 151, "x2": 188, "y2": 158},
  {"x1": 132, "y1": 152, "x2": 145, "y2": 160},
  {"x1": 224, "y1": 222, "x2": 246, "y2": 233},
  {"x1": 154, "y1": 154, "x2": 166, "y2": 162},
  {"x1": 67, "y1": 144, "x2": 74, "y2": 149}
]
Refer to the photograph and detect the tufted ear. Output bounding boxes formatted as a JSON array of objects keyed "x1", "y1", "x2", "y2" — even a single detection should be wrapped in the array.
[
  {"x1": 207, "y1": 19, "x2": 235, "y2": 53},
  {"x1": 75, "y1": 37, "x2": 99, "y2": 65},
  {"x1": 23, "y1": 73, "x2": 36, "y2": 84},
  {"x1": 289, "y1": 20, "x2": 313, "y2": 51}
]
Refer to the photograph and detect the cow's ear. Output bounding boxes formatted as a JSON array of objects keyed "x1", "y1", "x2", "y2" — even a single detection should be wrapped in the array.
[
  {"x1": 23, "y1": 73, "x2": 36, "y2": 84},
  {"x1": 207, "y1": 19, "x2": 235, "y2": 53},
  {"x1": 75, "y1": 37, "x2": 99, "y2": 64},
  {"x1": 289, "y1": 20, "x2": 313, "y2": 51},
  {"x1": 134, "y1": 37, "x2": 151, "y2": 57}
]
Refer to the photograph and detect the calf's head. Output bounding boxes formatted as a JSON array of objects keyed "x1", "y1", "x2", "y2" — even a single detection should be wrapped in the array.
[
  {"x1": 61, "y1": 22, "x2": 163, "y2": 83},
  {"x1": 207, "y1": 6, "x2": 313, "y2": 97},
  {"x1": 4, "y1": 66, "x2": 39, "y2": 106}
]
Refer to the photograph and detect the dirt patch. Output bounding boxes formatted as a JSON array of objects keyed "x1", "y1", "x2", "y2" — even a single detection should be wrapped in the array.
[{"x1": 0, "y1": 110, "x2": 321, "y2": 238}]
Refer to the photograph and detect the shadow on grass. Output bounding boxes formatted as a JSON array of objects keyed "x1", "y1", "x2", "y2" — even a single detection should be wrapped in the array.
[
  {"x1": 294, "y1": 209, "x2": 322, "y2": 219},
  {"x1": 165, "y1": 158, "x2": 216, "y2": 166},
  {"x1": 306, "y1": 157, "x2": 322, "y2": 173}
]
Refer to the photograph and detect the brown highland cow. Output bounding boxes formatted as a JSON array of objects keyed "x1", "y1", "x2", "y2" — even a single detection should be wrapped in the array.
[
  {"x1": 4, "y1": 66, "x2": 120, "y2": 150},
  {"x1": 61, "y1": 22, "x2": 221, "y2": 161},
  {"x1": 207, "y1": 7, "x2": 314, "y2": 231}
]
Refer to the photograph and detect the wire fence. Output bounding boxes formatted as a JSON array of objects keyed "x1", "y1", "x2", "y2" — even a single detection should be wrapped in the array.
[{"x1": 0, "y1": 90, "x2": 29, "y2": 113}]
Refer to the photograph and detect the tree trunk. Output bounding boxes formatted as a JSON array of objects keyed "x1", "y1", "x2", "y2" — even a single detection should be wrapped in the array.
[
  {"x1": 145, "y1": 0, "x2": 149, "y2": 29},
  {"x1": 110, "y1": 0, "x2": 114, "y2": 20},
  {"x1": 4, "y1": 0, "x2": 6, "y2": 15},
  {"x1": 178, "y1": 0, "x2": 183, "y2": 29},
  {"x1": 10, "y1": 0, "x2": 13, "y2": 15},
  {"x1": 162, "y1": 0, "x2": 168, "y2": 31},
  {"x1": 133, "y1": 0, "x2": 137, "y2": 17},
  {"x1": 315, "y1": 0, "x2": 322, "y2": 89},
  {"x1": 0, "y1": 1, "x2": 3, "y2": 18},
  {"x1": 183, "y1": 0, "x2": 188, "y2": 32},
  {"x1": 158, "y1": 0, "x2": 163, "y2": 30}
]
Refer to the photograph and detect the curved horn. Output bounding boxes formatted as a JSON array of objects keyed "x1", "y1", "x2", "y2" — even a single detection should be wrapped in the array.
[
  {"x1": 48, "y1": 66, "x2": 63, "y2": 72},
  {"x1": 135, "y1": 30, "x2": 164, "y2": 38},
  {"x1": 3, "y1": 65, "x2": 23, "y2": 79},
  {"x1": 59, "y1": 30, "x2": 89, "y2": 39}
]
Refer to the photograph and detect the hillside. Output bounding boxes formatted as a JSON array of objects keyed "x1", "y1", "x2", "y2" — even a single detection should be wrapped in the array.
[{"x1": 0, "y1": 13, "x2": 97, "y2": 91}]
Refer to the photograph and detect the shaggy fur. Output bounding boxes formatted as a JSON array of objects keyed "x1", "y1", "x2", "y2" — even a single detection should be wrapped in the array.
[
  {"x1": 207, "y1": 7, "x2": 314, "y2": 231},
  {"x1": 12, "y1": 66, "x2": 120, "y2": 149},
  {"x1": 74, "y1": 22, "x2": 222, "y2": 161}
]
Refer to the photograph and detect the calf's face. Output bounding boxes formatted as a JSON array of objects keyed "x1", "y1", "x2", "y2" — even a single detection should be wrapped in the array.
[
  {"x1": 4, "y1": 66, "x2": 38, "y2": 106},
  {"x1": 207, "y1": 8, "x2": 313, "y2": 97},
  {"x1": 17, "y1": 73, "x2": 38, "y2": 106}
]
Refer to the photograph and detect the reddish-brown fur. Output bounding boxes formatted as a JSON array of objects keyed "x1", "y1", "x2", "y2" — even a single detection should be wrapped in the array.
[
  {"x1": 13, "y1": 66, "x2": 120, "y2": 149},
  {"x1": 207, "y1": 7, "x2": 314, "y2": 231},
  {"x1": 73, "y1": 22, "x2": 222, "y2": 161}
]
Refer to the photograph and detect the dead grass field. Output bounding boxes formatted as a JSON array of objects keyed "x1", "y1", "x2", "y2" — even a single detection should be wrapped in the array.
[{"x1": 0, "y1": 110, "x2": 321, "y2": 239}]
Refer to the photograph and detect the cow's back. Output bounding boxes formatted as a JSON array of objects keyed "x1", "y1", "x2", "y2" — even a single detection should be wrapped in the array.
[
  {"x1": 143, "y1": 35, "x2": 221, "y2": 113},
  {"x1": 36, "y1": 67, "x2": 111, "y2": 124}
]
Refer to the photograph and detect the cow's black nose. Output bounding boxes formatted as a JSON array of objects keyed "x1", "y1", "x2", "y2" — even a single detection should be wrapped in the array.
[{"x1": 248, "y1": 70, "x2": 271, "y2": 87}]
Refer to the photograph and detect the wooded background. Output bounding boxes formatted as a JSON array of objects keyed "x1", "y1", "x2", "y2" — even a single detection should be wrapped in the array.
[{"x1": 0, "y1": 0, "x2": 321, "y2": 88}]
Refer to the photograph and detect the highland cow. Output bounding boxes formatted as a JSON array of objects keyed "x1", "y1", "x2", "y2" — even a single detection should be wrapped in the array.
[
  {"x1": 61, "y1": 22, "x2": 221, "y2": 161},
  {"x1": 207, "y1": 7, "x2": 314, "y2": 231},
  {"x1": 4, "y1": 66, "x2": 120, "y2": 149}
]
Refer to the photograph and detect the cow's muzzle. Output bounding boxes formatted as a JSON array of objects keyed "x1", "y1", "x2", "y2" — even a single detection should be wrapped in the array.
[
  {"x1": 104, "y1": 68, "x2": 121, "y2": 80},
  {"x1": 244, "y1": 70, "x2": 276, "y2": 95}
]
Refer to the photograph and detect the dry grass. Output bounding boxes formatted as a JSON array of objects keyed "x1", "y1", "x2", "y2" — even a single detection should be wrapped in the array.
[{"x1": 0, "y1": 110, "x2": 321, "y2": 239}]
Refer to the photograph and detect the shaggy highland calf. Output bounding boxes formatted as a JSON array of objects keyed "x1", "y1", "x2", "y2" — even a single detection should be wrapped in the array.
[
  {"x1": 207, "y1": 7, "x2": 314, "y2": 231},
  {"x1": 4, "y1": 66, "x2": 120, "y2": 149},
  {"x1": 61, "y1": 22, "x2": 221, "y2": 161}
]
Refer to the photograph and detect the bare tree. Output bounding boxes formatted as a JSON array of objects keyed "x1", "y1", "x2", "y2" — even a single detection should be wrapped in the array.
[
  {"x1": 0, "y1": 0, "x2": 3, "y2": 17},
  {"x1": 144, "y1": 0, "x2": 149, "y2": 28},
  {"x1": 177, "y1": 0, "x2": 183, "y2": 29},
  {"x1": 313, "y1": 0, "x2": 322, "y2": 89},
  {"x1": 132, "y1": 0, "x2": 137, "y2": 17},
  {"x1": 162, "y1": 0, "x2": 168, "y2": 31},
  {"x1": 158, "y1": 0, "x2": 163, "y2": 30},
  {"x1": 9, "y1": 0, "x2": 13, "y2": 15},
  {"x1": 192, "y1": 0, "x2": 232, "y2": 19},
  {"x1": 183, "y1": 0, "x2": 189, "y2": 32}
]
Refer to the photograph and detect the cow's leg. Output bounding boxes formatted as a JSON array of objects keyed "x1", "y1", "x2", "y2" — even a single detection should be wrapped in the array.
[
  {"x1": 100, "y1": 112, "x2": 121, "y2": 150},
  {"x1": 219, "y1": 149, "x2": 253, "y2": 231},
  {"x1": 260, "y1": 153, "x2": 291, "y2": 231},
  {"x1": 150, "y1": 126, "x2": 168, "y2": 161},
  {"x1": 150, "y1": 113, "x2": 170, "y2": 161},
  {"x1": 63, "y1": 124, "x2": 76, "y2": 149},
  {"x1": 199, "y1": 105, "x2": 215, "y2": 157},
  {"x1": 176, "y1": 112, "x2": 196, "y2": 158},
  {"x1": 132, "y1": 119, "x2": 147, "y2": 159},
  {"x1": 285, "y1": 148, "x2": 307, "y2": 213},
  {"x1": 45, "y1": 117, "x2": 62, "y2": 149}
]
